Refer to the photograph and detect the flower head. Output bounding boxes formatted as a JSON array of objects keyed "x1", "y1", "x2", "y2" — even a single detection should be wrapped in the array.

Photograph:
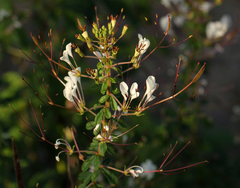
[
  {"x1": 137, "y1": 34, "x2": 150, "y2": 55},
  {"x1": 127, "y1": 166, "x2": 144, "y2": 178},
  {"x1": 95, "y1": 125, "x2": 113, "y2": 142},
  {"x1": 120, "y1": 81, "x2": 139, "y2": 112},
  {"x1": 63, "y1": 67, "x2": 82, "y2": 102},
  {"x1": 60, "y1": 43, "x2": 77, "y2": 69},
  {"x1": 54, "y1": 138, "x2": 73, "y2": 162},
  {"x1": 144, "y1": 75, "x2": 159, "y2": 104}
]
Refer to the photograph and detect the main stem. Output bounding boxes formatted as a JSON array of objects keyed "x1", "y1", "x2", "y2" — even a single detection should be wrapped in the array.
[{"x1": 103, "y1": 56, "x2": 111, "y2": 128}]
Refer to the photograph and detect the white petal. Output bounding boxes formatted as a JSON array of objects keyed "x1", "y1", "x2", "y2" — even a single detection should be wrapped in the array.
[
  {"x1": 55, "y1": 156, "x2": 60, "y2": 162},
  {"x1": 120, "y1": 81, "x2": 129, "y2": 101},
  {"x1": 138, "y1": 34, "x2": 143, "y2": 42},
  {"x1": 66, "y1": 43, "x2": 73, "y2": 58},
  {"x1": 68, "y1": 68, "x2": 81, "y2": 86},
  {"x1": 60, "y1": 50, "x2": 72, "y2": 66},
  {"x1": 63, "y1": 82, "x2": 74, "y2": 102},
  {"x1": 138, "y1": 34, "x2": 150, "y2": 55},
  {"x1": 130, "y1": 82, "x2": 139, "y2": 100},
  {"x1": 145, "y1": 76, "x2": 158, "y2": 103},
  {"x1": 93, "y1": 51, "x2": 103, "y2": 58},
  {"x1": 94, "y1": 124, "x2": 101, "y2": 132}
]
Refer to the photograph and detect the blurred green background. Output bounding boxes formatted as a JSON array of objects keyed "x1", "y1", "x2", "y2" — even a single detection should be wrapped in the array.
[{"x1": 1, "y1": 0, "x2": 240, "y2": 187}]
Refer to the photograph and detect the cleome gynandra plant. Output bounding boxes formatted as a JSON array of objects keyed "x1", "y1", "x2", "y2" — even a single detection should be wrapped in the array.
[{"x1": 12, "y1": 7, "x2": 207, "y2": 188}]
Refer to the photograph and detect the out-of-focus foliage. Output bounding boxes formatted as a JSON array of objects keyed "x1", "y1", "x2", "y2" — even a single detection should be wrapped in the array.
[{"x1": 1, "y1": 0, "x2": 240, "y2": 188}]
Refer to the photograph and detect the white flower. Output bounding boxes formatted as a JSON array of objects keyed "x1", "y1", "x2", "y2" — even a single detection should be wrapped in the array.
[
  {"x1": 120, "y1": 81, "x2": 139, "y2": 101},
  {"x1": 130, "y1": 82, "x2": 140, "y2": 100},
  {"x1": 138, "y1": 34, "x2": 150, "y2": 55},
  {"x1": 143, "y1": 75, "x2": 159, "y2": 103},
  {"x1": 96, "y1": 125, "x2": 113, "y2": 142},
  {"x1": 198, "y1": 2, "x2": 212, "y2": 13},
  {"x1": 206, "y1": 15, "x2": 231, "y2": 40},
  {"x1": 54, "y1": 138, "x2": 73, "y2": 162},
  {"x1": 60, "y1": 43, "x2": 77, "y2": 69},
  {"x1": 140, "y1": 159, "x2": 157, "y2": 180},
  {"x1": 120, "y1": 81, "x2": 129, "y2": 101},
  {"x1": 93, "y1": 45, "x2": 106, "y2": 62},
  {"x1": 127, "y1": 166, "x2": 144, "y2": 178},
  {"x1": 63, "y1": 67, "x2": 81, "y2": 102}
]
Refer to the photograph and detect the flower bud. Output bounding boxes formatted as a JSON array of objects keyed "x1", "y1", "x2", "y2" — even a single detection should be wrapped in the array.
[
  {"x1": 121, "y1": 25, "x2": 129, "y2": 36},
  {"x1": 75, "y1": 34, "x2": 85, "y2": 42},
  {"x1": 75, "y1": 47, "x2": 85, "y2": 57}
]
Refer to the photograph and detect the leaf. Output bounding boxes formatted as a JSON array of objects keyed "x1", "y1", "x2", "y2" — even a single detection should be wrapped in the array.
[
  {"x1": 109, "y1": 77, "x2": 117, "y2": 83},
  {"x1": 104, "y1": 108, "x2": 111, "y2": 119},
  {"x1": 102, "y1": 168, "x2": 118, "y2": 185},
  {"x1": 91, "y1": 169, "x2": 100, "y2": 182},
  {"x1": 93, "y1": 155, "x2": 101, "y2": 170},
  {"x1": 81, "y1": 156, "x2": 95, "y2": 172},
  {"x1": 95, "y1": 110, "x2": 103, "y2": 124},
  {"x1": 78, "y1": 171, "x2": 92, "y2": 180},
  {"x1": 99, "y1": 142, "x2": 107, "y2": 157},
  {"x1": 110, "y1": 96, "x2": 118, "y2": 111},
  {"x1": 89, "y1": 140, "x2": 99, "y2": 151},
  {"x1": 112, "y1": 67, "x2": 122, "y2": 75},
  {"x1": 98, "y1": 95, "x2": 109, "y2": 104},
  {"x1": 86, "y1": 121, "x2": 96, "y2": 130},
  {"x1": 107, "y1": 145, "x2": 115, "y2": 155},
  {"x1": 101, "y1": 79, "x2": 108, "y2": 94},
  {"x1": 112, "y1": 87, "x2": 120, "y2": 94}
]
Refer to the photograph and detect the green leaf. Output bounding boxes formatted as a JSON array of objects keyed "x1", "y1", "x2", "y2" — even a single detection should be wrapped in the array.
[
  {"x1": 93, "y1": 103, "x2": 102, "y2": 110},
  {"x1": 110, "y1": 96, "x2": 118, "y2": 111},
  {"x1": 78, "y1": 171, "x2": 92, "y2": 188},
  {"x1": 109, "y1": 77, "x2": 117, "y2": 83},
  {"x1": 102, "y1": 168, "x2": 118, "y2": 185},
  {"x1": 91, "y1": 169, "x2": 100, "y2": 182},
  {"x1": 98, "y1": 95, "x2": 109, "y2": 104},
  {"x1": 89, "y1": 140, "x2": 99, "y2": 151},
  {"x1": 105, "y1": 68, "x2": 111, "y2": 74},
  {"x1": 107, "y1": 145, "x2": 115, "y2": 155},
  {"x1": 95, "y1": 184, "x2": 105, "y2": 188},
  {"x1": 95, "y1": 109, "x2": 103, "y2": 124},
  {"x1": 112, "y1": 87, "x2": 120, "y2": 94},
  {"x1": 99, "y1": 142, "x2": 107, "y2": 156},
  {"x1": 104, "y1": 108, "x2": 111, "y2": 119},
  {"x1": 101, "y1": 79, "x2": 108, "y2": 94},
  {"x1": 93, "y1": 155, "x2": 101, "y2": 170},
  {"x1": 112, "y1": 67, "x2": 122, "y2": 75},
  {"x1": 86, "y1": 121, "x2": 96, "y2": 130},
  {"x1": 81, "y1": 155, "x2": 95, "y2": 172},
  {"x1": 97, "y1": 61, "x2": 104, "y2": 69},
  {"x1": 78, "y1": 171, "x2": 92, "y2": 180}
]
